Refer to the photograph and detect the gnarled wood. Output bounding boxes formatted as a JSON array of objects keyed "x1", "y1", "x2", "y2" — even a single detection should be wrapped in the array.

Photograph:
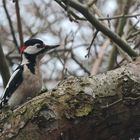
[{"x1": 0, "y1": 58, "x2": 140, "y2": 140}]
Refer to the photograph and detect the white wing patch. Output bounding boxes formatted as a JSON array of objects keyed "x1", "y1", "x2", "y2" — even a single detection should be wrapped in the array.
[{"x1": 0, "y1": 68, "x2": 20, "y2": 100}]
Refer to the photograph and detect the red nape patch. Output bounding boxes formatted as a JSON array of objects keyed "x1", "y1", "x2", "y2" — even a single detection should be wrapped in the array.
[{"x1": 19, "y1": 45, "x2": 27, "y2": 53}]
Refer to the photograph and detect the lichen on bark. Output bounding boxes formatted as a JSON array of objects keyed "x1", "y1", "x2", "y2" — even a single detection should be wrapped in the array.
[{"x1": 0, "y1": 58, "x2": 140, "y2": 140}]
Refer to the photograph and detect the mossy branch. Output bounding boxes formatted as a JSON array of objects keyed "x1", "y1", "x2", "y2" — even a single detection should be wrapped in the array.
[{"x1": 0, "y1": 58, "x2": 140, "y2": 140}]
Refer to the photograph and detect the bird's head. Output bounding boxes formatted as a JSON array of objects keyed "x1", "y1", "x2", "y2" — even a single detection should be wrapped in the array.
[
  {"x1": 20, "y1": 39, "x2": 59, "y2": 64},
  {"x1": 20, "y1": 39, "x2": 59, "y2": 55}
]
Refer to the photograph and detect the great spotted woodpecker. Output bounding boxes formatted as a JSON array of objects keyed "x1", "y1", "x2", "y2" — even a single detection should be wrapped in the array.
[{"x1": 0, "y1": 39, "x2": 59, "y2": 109}]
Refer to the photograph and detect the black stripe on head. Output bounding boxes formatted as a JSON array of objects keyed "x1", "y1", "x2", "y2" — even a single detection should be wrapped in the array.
[{"x1": 24, "y1": 39, "x2": 43, "y2": 46}]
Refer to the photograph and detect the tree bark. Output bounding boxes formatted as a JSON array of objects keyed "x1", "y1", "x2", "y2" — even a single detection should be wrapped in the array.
[
  {"x1": 0, "y1": 43, "x2": 10, "y2": 88},
  {"x1": 0, "y1": 58, "x2": 140, "y2": 140}
]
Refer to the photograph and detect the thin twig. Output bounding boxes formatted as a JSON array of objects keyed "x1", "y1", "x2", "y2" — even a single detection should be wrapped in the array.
[
  {"x1": 3, "y1": 0, "x2": 18, "y2": 50},
  {"x1": 99, "y1": 13, "x2": 140, "y2": 21},
  {"x1": 87, "y1": 0, "x2": 97, "y2": 7},
  {"x1": 71, "y1": 52, "x2": 90, "y2": 75},
  {"x1": 90, "y1": 39, "x2": 110, "y2": 75},
  {"x1": 85, "y1": 30, "x2": 99, "y2": 58},
  {"x1": 108, "y1": 0, "x2": 134, "y2": 70},
  {"x1": 15, "y1": 0, "x2": 23, "y2": 47},
  {"x1": 107, "y1": 14, "x2": 111, "y2": 29},
  {"x1": 127, "y1": 30, "x2": 140, "y2": 40},
  {"x1": 55, "y1": 0, "x2": 86, "y2": 21},
  {"x1": 101, "y1": 99, "x2": 122, "y2": 109},
  {"x1": 58, "y1": 0, "x2": 138, "y2": 57}
]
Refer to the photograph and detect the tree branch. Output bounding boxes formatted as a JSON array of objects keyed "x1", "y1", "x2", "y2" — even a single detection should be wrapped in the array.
[
  {"x1": 3, "y1": 0, "x2": 18, "y2": 49},
  {"x1": 108, "y1": 0, "x2": 133, "y2": 70},
  {"x1": 0, "y1": 43, "x2": 10, "y2": 88},
  {"x1": 0, "y1": 58, "x2": 140, "y2": 139},
  {"x1": 55, "y1": 0, "x2": 138, "y2": 57},
  {"x1": 99, "y1": 13, "x2": 140, "y2": 20},
  {"x1": 15, "y1": 0, "x2": 23, "y2": 47}
]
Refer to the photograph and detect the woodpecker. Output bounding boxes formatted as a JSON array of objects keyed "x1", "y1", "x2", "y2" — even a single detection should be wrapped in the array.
[{"x1": 0, "y1": 39, "x2": 59, "y2": 109}]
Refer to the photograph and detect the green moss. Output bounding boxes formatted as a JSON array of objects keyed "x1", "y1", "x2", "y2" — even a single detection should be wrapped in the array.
[
  {"x1": 65, "y1": 93, "x2": 94, "y2": 118},
  {"x1": 75, "y1": 104, "x2": 93, "y2": 117}
]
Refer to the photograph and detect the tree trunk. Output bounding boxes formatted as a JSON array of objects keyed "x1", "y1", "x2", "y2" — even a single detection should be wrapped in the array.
[{"x1": 0, "y1": 58, "x2": 140, "y2": 140}]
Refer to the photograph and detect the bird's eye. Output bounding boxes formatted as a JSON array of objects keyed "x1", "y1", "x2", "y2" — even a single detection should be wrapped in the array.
[{"x1": 36, "y1": 44, "x2": 42, "y2": 48}]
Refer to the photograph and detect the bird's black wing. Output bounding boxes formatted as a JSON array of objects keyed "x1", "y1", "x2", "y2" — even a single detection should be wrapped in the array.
[{"x1": 0, "y1": 65, "x2": 24, "y2": 107}]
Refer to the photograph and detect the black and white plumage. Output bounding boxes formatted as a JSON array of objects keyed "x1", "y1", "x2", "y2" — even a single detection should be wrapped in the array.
[{"x1": 0, "y1": 39, "x2": 59, "y2": 109}]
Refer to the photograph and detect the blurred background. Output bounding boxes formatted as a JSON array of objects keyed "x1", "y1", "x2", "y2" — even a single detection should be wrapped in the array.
[{"x1": 0, "y1": 0, "x2": 140, "y2": 92}]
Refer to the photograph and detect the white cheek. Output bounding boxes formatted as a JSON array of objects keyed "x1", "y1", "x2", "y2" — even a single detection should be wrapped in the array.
[{"x1": 24, "y1": 46, "x2": 40, "y2": 54}]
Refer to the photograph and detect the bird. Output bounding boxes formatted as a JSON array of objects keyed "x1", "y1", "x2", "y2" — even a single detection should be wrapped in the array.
[{"x1": 0, "y1": 39, "x2": 59, "y2": 109}]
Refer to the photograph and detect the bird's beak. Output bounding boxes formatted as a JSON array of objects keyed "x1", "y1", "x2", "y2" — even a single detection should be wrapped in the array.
[
  {"x1": 38, "y1": 44, "x2": 60, "y2": 59},
  {"x1": 45, "y1": 44, "x2": 60, "y2": 50}
]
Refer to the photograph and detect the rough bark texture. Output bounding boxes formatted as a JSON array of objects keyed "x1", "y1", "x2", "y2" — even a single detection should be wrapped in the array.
[
  {"x1": 0, "y1": 58, "x2": 140, "y2": 140},
  {"x1": 0, "y1": 44, "x2": 10, "y2": 88}
]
